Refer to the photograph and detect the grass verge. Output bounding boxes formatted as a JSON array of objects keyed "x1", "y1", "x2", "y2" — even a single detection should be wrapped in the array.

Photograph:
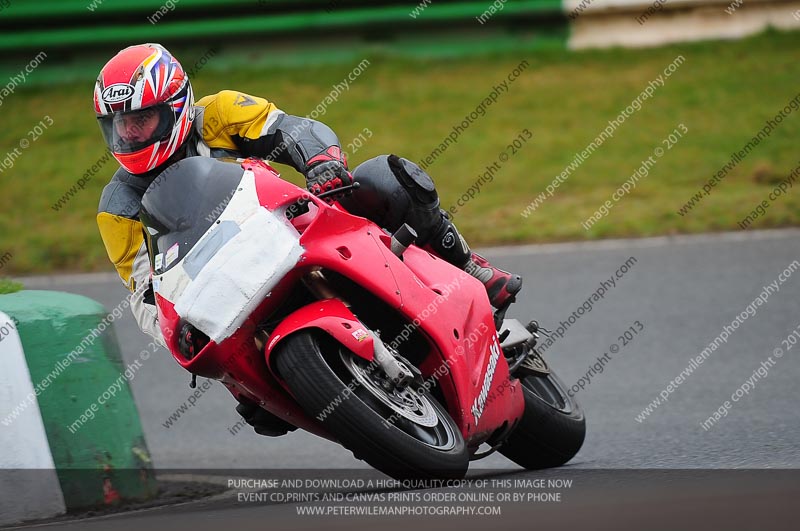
[
  {"x1": 0, "y1": 279, "x2": 24, "y2": 294},
  {"x1": 1, "y1": 29, "x2": 798, "y2": 274}
]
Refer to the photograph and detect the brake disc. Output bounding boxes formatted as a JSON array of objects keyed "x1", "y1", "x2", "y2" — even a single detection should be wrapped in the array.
[{"x1": 340, "y1": 350, "x2": 439, "y2": 427}]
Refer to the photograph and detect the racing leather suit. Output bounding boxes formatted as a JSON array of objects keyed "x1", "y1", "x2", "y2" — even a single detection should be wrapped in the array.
[{"x1": 97, "y1": 91, "x2": 511, "y2": 344}]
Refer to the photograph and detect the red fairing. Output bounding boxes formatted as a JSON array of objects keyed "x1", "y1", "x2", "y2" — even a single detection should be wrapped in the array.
[
  {"x1": 156, "y1": 296, "x2": 182, "y2": 357},
  {"x1": 247, "y1": 162, "x2": 522, "y2": 443},
  {"x1": 156, "y1": 284, "x2": 329, "y2": 439},
  {"x1": 383, "y1": 242, "x2": 524, "y2": 442},
  {"x1": 264, "y1": 299, "x2": 375, "y2": 365},
  {"x1": 155, "y1": 158, "x2": 523, "y2": 451}
]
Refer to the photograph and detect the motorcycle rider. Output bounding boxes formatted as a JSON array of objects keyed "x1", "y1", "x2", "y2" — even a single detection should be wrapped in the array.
[{"x1": 95, "y1": 43, "x2": 522, "y2": 435}]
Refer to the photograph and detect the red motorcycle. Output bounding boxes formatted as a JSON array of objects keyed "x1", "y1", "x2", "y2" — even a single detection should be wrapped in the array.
[{"x1": 140, "y1": 156, "x2": 585, "y2": 478}]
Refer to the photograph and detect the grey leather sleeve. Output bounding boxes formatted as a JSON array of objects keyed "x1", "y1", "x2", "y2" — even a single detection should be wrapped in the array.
[{"x1": 235, "y1": 114, "x2": 342, "y2": 173}]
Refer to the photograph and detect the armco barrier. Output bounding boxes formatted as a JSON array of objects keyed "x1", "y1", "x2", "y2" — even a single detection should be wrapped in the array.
[{"x1": 0, "y1": 290, "x2": 155, "y2": 526}]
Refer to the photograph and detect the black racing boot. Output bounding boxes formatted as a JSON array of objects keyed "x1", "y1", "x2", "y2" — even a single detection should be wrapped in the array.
[
  {"x1": 383, "y1": 154, "x2": 523, "y2": 311},
  {"x1": 464, "y1": 252, "x2": 523, "y2": 311},
  {"x1": 235, "y1": 398, "x2": 297, "y2": 437},
  {"x1": 425, "y1": 212, "x2": 523, "y2": 311}
]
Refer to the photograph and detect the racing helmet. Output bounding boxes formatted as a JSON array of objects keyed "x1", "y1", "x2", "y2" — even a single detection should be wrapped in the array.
[{"x1": 94, "y1": 43, "x2": 194, "y2": 175}]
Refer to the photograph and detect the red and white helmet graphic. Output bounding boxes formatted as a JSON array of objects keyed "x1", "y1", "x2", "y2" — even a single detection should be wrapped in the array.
[{"x1": 94, "y1": 43, "x2": 194, "y2": 175}]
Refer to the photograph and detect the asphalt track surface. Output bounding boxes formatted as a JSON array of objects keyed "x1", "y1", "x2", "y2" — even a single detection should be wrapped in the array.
[{"x1": 9, "y1": 229, "x2": 800, "y2": 530}]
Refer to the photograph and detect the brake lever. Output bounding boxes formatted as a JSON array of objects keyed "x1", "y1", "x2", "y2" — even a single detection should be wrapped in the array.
[{"x1": 315, "y1": 181, "x2": 361, "y2": 201}]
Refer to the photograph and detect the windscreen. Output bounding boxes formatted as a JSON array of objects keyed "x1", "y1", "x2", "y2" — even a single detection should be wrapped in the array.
[{"x1": 139, "y1": 156, "x2": 245, "y2": 275}]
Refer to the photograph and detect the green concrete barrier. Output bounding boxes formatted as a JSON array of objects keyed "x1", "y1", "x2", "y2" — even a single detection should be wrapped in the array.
[{"x1": 0, "y1": 290, "x2": 155, "y2": 519}]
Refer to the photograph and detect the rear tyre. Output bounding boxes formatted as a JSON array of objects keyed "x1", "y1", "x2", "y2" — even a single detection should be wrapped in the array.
[
  {"x1": 499, "y1": 368, "x2": 586, "y2": 469},
  {"x1": 274, "y1": 331, "x2": 469, "y2": 479}
]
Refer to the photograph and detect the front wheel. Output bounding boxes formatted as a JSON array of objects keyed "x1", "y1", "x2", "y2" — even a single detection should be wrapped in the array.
[
  {"x1": 274, "y1": 331, "x2": 469, "y2": 479},
  {"x1": 499, "y1": 362, "x2": 586, "y2": 469}
]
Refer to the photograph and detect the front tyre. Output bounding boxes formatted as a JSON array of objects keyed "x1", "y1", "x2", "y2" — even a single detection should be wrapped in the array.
[
  {"x1": 274, "y1": 331, "x2": 469, "y2": 479},
  {"x1": 500, "y1": 367, "x2": 586, "y2": 469}
]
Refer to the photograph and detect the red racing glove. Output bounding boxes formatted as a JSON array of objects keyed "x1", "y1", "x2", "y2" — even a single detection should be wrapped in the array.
[{"x1": 304, "y1": 146, "x2": 354, "y2": 197}]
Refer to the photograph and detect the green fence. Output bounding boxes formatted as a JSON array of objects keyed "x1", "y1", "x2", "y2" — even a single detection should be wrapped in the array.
[
  {"x1": 0, "y1": 0, "x2": 568, "y2": 83},
  {"x1": 0, "y1": 0, "x2": 565, "y2": 52}
]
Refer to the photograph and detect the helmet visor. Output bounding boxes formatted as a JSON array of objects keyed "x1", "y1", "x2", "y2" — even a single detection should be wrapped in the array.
[{"x1": 98, "y1": 104, "x2": 176, "y2": 154}]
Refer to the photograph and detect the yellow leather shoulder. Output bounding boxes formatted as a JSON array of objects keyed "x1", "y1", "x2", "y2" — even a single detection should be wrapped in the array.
[{"x1": 196, "y1": 90, "x2": 280, "y2": 150}]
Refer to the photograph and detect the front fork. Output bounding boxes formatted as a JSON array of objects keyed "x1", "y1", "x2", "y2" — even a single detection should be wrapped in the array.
[{"x1": 303, "y1": 268, "x2": 416, "y2": 391}]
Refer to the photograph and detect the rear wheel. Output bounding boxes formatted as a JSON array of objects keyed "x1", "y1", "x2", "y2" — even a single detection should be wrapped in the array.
[
  {"x1": 500, "y1": 360, "x2": 586, "y2": 469},
  {"x1": 274, "y1": 331, "x2": 469, "y2": 479}
]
